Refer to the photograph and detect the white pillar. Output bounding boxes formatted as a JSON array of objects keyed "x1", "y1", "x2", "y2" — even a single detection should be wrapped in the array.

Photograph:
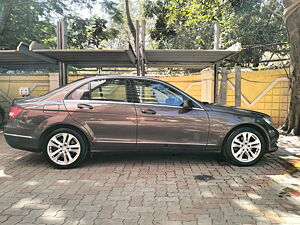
[
  {"x1": 49, "y1": 73, "x2": 59, "y2": 91},
  {"x1": 201, "y1": 70, "x2": 215, "y2": 103}
]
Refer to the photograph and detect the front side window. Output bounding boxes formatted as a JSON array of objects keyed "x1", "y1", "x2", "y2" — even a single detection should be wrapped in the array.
[
  {"x1": 134, "y1": 80, "x2": 185, "y2": 106},
  {"x1": 67, "y1": 79, "x2": 127, "y2": 102}
]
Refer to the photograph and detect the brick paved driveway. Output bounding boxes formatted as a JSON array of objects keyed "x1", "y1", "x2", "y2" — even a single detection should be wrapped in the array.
[{"x1": 0, "y1": 133, "x2": 300, "y2": 225}]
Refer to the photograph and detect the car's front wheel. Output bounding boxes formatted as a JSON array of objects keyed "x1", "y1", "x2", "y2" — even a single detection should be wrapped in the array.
[
  {"x1": 43, "y1": 128, "x2": 88, "y2": 169},
  {"x1": 223, "y1": 127, "x2": 266, "y2": 166}
]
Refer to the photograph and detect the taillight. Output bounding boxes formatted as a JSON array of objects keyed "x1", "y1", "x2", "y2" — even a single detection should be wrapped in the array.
[{"x1": 8, "y1": 106, "x2": 23, "y2": 120}]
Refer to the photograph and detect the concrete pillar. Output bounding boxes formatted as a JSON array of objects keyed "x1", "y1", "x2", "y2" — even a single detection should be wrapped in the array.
[
  {"x1": 201, "y1": 70, "x2": 214, "y2": 103},
  {"x1": 219, "y1": 68, "x2": 227, "y2": 105},
  {"x1": 235, "y1": 66, "x2": 241, "y2": 107},
  {"x1": 49, "y1": 73, "x2": 59, "y2": 91}
]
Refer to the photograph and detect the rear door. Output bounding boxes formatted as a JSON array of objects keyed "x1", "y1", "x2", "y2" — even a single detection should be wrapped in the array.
[{"x1": 64, "y1": 78, "x2": 137, "y2": 150}]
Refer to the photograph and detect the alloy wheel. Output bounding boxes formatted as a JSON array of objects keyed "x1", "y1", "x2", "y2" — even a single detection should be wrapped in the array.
[
  {"x1": 47, "y1": 133, "x2": 81, "y2": 166},
  {"x1": 231, "y1": 132, "x2": 262, "y2": 163}
]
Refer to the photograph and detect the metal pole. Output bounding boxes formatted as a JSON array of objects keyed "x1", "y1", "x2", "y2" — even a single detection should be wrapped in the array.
[
  {"x1": 214, "y1": 21, "x2": 220, "y2": 50},
  {"x1": 213, "y1": 21, "x2": 220, "y2": 103},
  {"x1": 213, "y1": 64, "x2": 219, "y2": 103},
  {"x1": 235, "y1": 66, "x2": 241, "y2": 107},
  {"x1": 141, "y1": 20, "x2": 146, "y2": 76},
  {"x1": 57, "y1": 20, "x2": 68, "y2": 87},
  {"x1": 135, "y1": 20, "x2": 140, "y2": 76}
]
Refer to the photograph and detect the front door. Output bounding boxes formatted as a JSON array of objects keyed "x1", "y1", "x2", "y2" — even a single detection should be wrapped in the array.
[
  {"x1": 132, "y1": 79, "x2": 209, "y2": 149},
  {"x1": 64, "y1": 78, "x2": 137, "y2": 150}
]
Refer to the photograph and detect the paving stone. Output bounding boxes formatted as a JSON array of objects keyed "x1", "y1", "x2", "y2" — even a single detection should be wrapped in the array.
[
  {"x1": 21, "y1": 209, "x2": 45, "y2": 223},
  {"x1": 0, "y1": 134, "x2": 300, "y2": 225},
  {"x1": 1, "y1": 216, "x2": 24, "y2": 225},
  {"x1": 36, "y1": 216, "x2": 65, "y2": 225}
]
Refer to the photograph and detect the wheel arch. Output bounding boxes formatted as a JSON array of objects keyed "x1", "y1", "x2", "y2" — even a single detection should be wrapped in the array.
[
  {"x1": 38, "y1": 123, "x2": 91, "y2": 152},
  {"x1": 221, "y1": 123, "x2": 270, "y2": 152}
]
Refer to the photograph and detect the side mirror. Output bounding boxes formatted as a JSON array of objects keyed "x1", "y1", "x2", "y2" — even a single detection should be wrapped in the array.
[{"x1": 179, "y1": 99, "x2": 193, "y2": 114}]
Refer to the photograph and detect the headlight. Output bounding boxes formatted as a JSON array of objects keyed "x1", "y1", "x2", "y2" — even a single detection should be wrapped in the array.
[{"x1": 263, "y1": 116, "x2": 273, "y2": 125}]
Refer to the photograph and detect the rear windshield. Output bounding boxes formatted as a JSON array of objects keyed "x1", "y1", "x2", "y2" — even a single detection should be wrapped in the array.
[{"x1": 40, "y1": 78, "x2": 87, "y2": 97}]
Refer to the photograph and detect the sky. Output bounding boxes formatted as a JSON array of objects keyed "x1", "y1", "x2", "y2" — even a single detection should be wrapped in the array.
[{"x1": 77, "y1": 3, "x2": 106, "y2": 19}]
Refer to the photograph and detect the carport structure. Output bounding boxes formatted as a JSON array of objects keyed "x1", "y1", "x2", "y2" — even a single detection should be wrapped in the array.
[
  {"x1": 0, "y1": 41, "x2": 240, "y2": 102},
  {"x1": 144, "y1": 49, "x2": 237, "y2": 69}
]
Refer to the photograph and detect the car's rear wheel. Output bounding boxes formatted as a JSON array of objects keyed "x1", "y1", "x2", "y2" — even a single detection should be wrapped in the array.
[
  {"x1": 43, "y1": 128, "x2": 88, "y2": 169},
  {"x1": 223, "y1": 127, "x2": 265, "y2": 166}
]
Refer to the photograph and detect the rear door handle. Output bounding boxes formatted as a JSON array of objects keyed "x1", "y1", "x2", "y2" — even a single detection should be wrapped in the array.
[
  {"x1": 141, "y1": 109, "x2": 156, "y2": 115},
  {"x1": 77, "y1": 104, "x2": 93, "y2": 109}
]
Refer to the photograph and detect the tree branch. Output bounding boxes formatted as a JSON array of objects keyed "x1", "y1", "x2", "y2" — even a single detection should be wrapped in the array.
[
  {"x1": 124, "y1": 0, "x2": 136, "y2": 46},
  {"x1": 264, "y1": 5, "x2": 283, "y2": 19}
]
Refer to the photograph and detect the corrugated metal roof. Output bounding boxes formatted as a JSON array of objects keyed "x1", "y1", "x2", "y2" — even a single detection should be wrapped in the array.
[
  {"x1": 0, "y1": 49, "x2": 136, "y2": 70},
  {"x1": 145, "y1": 50, "x2": 238, "y2": 68},
  {"x1": 33, "y1": 49, "x2": 136, "y2": 67},
  {"x1": 0, "y1": 50, "x2": 55, "y2": 70}
]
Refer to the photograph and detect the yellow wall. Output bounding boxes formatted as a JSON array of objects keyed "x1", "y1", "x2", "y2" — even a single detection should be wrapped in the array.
[
  {"x1": 226, "y1": 69, "x2": 289, "y2": 126},
  {"x1": 158, "y1": 75, "x2": 203, "y2": 100},
  {"x1": 0, "y1": 75, "x2": 50, "y2": 113}
]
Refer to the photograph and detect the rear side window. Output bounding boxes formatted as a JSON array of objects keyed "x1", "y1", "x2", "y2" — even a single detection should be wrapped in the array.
[
  {"x1": 90, "y1": 79, "x2": 127, "y2": 102},
  {"x1": 67, "y1": 83, "x2": 89, "y2": 100},
  {"x1": 66, "y1": 79, "x2": 127, "y2": 102}
]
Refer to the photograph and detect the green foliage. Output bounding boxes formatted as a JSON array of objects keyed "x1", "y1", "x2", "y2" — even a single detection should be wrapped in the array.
[
  {"x1": 222, "y1": 0, "x2": 288, "y2": 66},
  {"x1": 0, "y1": 0, "x2": 58, "y2": 49},
  {"x1": 0, "y1": 0, "x2": 119, "y2": 50},
  {"x1": 144, "y1": 0, "x2": 215, "y2": 49},
  {"x1": 68, "y1": 16, "x2": 119, "y2": 49},
  {"x1": 144, "y1": 0, "x2": 288, "y2": 66},
  {"x1": 102, "y1": 0, "x2": 124, "y2": 24}
]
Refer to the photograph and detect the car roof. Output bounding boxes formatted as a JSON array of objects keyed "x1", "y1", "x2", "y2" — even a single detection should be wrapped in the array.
[{"x1": 80, "y1": 75, "x2": 163, "y2": 82}]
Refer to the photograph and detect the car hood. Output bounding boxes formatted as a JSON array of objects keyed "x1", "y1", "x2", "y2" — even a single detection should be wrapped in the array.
[{"x1": 203, "y1": 103, "x2": 268, "y2": 117}]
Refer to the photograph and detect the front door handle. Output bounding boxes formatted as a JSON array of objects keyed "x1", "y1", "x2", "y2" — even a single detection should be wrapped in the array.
[
  {"x1": 77, "y1": 104, "x2": 93, "y2": 109},
  {"x1": 141, "y1": 109, "x2": 156, "y2": 115}
]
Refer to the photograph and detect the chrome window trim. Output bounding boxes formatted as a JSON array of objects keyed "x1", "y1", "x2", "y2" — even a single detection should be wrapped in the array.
[
  {"x1": 4, "y1": 133, "x2": 33, "y2": 139},
  {"x1": 134, "y1": 103, "x2": 204, "y2": 110},
  {"x1": 89, "y1": 100, "x2": 134, "y2": 105},
  {"x1": 64, "y1": 99, "x2": 135, "y2": 105}
]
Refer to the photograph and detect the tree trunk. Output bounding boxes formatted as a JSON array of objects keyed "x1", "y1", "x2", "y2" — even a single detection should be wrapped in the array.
[
  {"x1": 124, "y1": 0, "x2": 136, "y2": 46},
  {"x1": 282, "y1": 0, "x2": 300, "y2": 135}
]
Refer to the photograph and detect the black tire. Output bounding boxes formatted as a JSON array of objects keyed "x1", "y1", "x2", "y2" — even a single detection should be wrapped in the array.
[
  {"x1": 0, "y1": 112, "x2": 3, "y2": 127},
  {"x1": 43, "y1": 128, "x2": 88, "y2": 169},
  {"x1": 222, "y1": 127, "x2": 266, "y2": 166},
  {"x1": 0, "y1": 108, "x2": 4, "y2": 127}
]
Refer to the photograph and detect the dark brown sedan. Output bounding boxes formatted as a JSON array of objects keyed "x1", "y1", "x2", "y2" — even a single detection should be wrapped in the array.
[{"x1": 4, "y1": 76, "x2": 279, "y2": 168}]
